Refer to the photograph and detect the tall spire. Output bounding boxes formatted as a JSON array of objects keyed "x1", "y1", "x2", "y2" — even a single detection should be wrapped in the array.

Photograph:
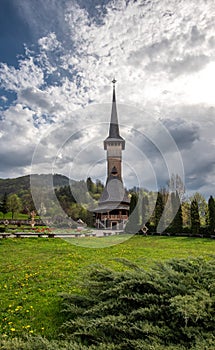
[
  {"x1": 108, "y1": 78, "x2": 121, "y2": 139},
  {"x1": 104, "y1": 79, "x2": 125, "y2": 150}
]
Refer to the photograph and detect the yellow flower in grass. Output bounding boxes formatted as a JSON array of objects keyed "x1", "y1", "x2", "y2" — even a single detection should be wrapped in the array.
[
  {"x1": 15, "y1": 305, "x2": 22, "y2": 311},
  {"x1": 10, "y1": 328, "x2": 15, "y2": 332}
]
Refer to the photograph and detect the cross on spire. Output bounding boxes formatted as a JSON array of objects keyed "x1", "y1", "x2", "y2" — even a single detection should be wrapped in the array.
[{"x1": 112, "y1": 78, "x2": 117, "y2": 86}]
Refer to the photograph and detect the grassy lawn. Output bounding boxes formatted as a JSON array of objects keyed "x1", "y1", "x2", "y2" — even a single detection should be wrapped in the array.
[
  {"x1": 0, "y1": 235, "x2": 214, "y2": 339},
  {"x1": 0, "y1": 213, "x2": 31, "y2": 220}
]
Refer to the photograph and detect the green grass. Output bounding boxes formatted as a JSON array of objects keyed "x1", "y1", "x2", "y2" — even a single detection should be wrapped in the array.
[
  {"x1": 63, "y1": 233, "x2": 133, "y2": 248},
  {"x1": 0, "y1": 212, "x2": 40, "y2": 220},
  {"x1": 0, "y1": 213, "x2": 29, "y2": 220},
  {"x1": 0, "y1": 235, "x2": 214, "y2": 339}
]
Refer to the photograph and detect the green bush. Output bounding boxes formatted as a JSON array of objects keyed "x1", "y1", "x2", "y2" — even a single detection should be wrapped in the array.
[
  {"x1": 0, "y1": 337, "x2": 82, "y2": 350},
  {"x1": 0, "y1": 336, "x2": 120, "y2": 349},
  {"x1": 60, "y1": 257, "x2": 215, "y2": 349}
]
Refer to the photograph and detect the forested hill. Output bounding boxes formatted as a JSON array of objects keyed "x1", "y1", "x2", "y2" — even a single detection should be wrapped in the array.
[{"x1": 0, "y1": 174, "x2": 70, "y2": 196}]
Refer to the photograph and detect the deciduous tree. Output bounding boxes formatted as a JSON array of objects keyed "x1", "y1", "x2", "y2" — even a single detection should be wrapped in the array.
[{"x1": 7, "y1": 194, "x2": 22, "y2": 219}]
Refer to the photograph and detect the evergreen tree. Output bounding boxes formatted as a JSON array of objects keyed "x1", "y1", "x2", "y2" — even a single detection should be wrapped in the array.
[
  {"x1": 96, "y1": 179, "x2": 104, "y2": 194},
  {"x1": 208, "y1": 195, "x2": 215, "y2": 233},
  {"x1": 87, "y1": 177, "x2": 96, "y2": 194},
  {"x1": 155, "y1": 192, "x2": 165, "y2": 232},
  {"x1": 129, "y1": 192, "x2": 138, "y2": 215},
  {"x1": 142, "y1": 194, "x2": 149, "y2": 225},
  {"x1": 1, "y1": 192, "x2": 8, "y2": 217},
  {"x1": 55, "y1": 186, "x2": 76, "y2": 216},
  {"x1": 170, "y1": 191, "x2": 183, "y2": 233},
  {"x1": 85, "y1": 210, "x2": 94, "y2": 227},
  {"x1": 125, "y1": 193, "x2": 140, "y2": 233},
  {"x1": 190, "y1": 199, "x2": 200, "y2": 235}
]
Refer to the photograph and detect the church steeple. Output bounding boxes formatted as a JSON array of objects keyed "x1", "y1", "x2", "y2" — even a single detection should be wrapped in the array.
[
  {"x1": 104, "y1": 79, "x2": 125, "y2": 150},
  {"x1": 108, "y1": 79, "x2": 121, "y2": 139},
  {"x1": 104, "y1": 80, "x2": 125, "y2": 181}
]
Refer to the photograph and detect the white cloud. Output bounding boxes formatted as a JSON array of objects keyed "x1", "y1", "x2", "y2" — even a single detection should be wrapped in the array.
[
  {"x1": 0, "y1": 57, "x2": 44, "y2": 92},
  {"x1": 38, "y1": 33, "x2": 62, "y2": 52}
]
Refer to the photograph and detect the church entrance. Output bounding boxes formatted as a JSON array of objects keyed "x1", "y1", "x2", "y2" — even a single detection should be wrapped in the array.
[{"x1": 111, "y1": 221, "x2": 118, "y2": 229}]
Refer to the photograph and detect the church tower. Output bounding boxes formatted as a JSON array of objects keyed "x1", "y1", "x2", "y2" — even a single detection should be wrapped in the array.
[
  {"x1": 104, "y1": 79, "x2": 125, "y2": 181},
  {"x1": 94, "y1": 80, "x2": 130, "y2": 230}
]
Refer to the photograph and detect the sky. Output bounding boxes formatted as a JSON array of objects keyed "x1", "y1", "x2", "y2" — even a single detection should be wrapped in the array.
[{"x1": 0, "y1": 0, "x2": 215, "y2": 198}]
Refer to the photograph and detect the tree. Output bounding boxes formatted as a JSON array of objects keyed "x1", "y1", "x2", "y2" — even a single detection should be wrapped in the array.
[
  {"x1": 68, "y1": 203, "x2": 82, "y2": 221},
  {"x1": 181, "y1": 201, "x2": 190, "y2": 227},
  {"x1": 154, "y1": 192, "x2": 165, "y2": 232},
  {"x1": 125, "y1": 193, "x2": 140, "y2": 233},
  {"x1": 208, "y1": 195, "x2": 215, "y2": 233},
  {"x1": 87, "y1": 177, "x2": 96, "y2": 194},
  {"x1": 167, "y1": 174, "x2": 185, "y2": 200},
  {"x1": 0, "y1": 193, "x2": 8, "y2": 217},
  {"x1": 7, "y1": 194, "x2": 22, "y2": 219},
  {"x1": 170, "y1": 191, "x2": 183, "y2": 233},
  {"x1": 141, "y1": 194, "x2": 149, "y2": 225},
  {"x1": 84, "y1": 210, "x2": 94, "y2": 227},
  {"x1": 190, "y1": 192, "x2": 207, "y2": 226},
  {"x1": 190, "y1": 199, "x2": 200, "y2": 235},
  {"x1": 96, "y1": 179, "x2": 104, "y2": 194},
  {"x1": 19, "y1": 190, "x2": 36, "y2": 214}
]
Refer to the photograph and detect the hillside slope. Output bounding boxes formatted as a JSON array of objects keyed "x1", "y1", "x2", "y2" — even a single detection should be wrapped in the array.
[{"x1": 0, "y1": 174, "x2": 70, "y2": 196}]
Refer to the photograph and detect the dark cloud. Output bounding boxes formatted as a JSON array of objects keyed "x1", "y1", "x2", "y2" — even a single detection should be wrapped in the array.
[
  {"x1": 162, "y1": 118, "x2": 200, "y2": 150},
  {"x1": 128, "y1": 128, "x2": 161, "y2": 159},
  {"x1": 185, "y1": 162, "x2": 215, "y2": 193},
  {"x1": 0, "y1": 146, "x2": 34, "y2": 176}
]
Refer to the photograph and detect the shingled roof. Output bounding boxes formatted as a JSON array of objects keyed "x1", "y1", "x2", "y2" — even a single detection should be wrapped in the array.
[{"x1": 94, "y1": 177, "x2": 130, "y2": 213}]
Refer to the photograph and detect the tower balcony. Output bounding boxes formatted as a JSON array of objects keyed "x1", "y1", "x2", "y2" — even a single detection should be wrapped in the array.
[{"x1": 101, "y1": 214, "x2": 128, "y2": 220}]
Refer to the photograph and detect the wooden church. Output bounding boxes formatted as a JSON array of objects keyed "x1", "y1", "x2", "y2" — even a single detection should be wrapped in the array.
[{"x1": 94, "y1": 80, "x2": 130, "y2": 230}]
